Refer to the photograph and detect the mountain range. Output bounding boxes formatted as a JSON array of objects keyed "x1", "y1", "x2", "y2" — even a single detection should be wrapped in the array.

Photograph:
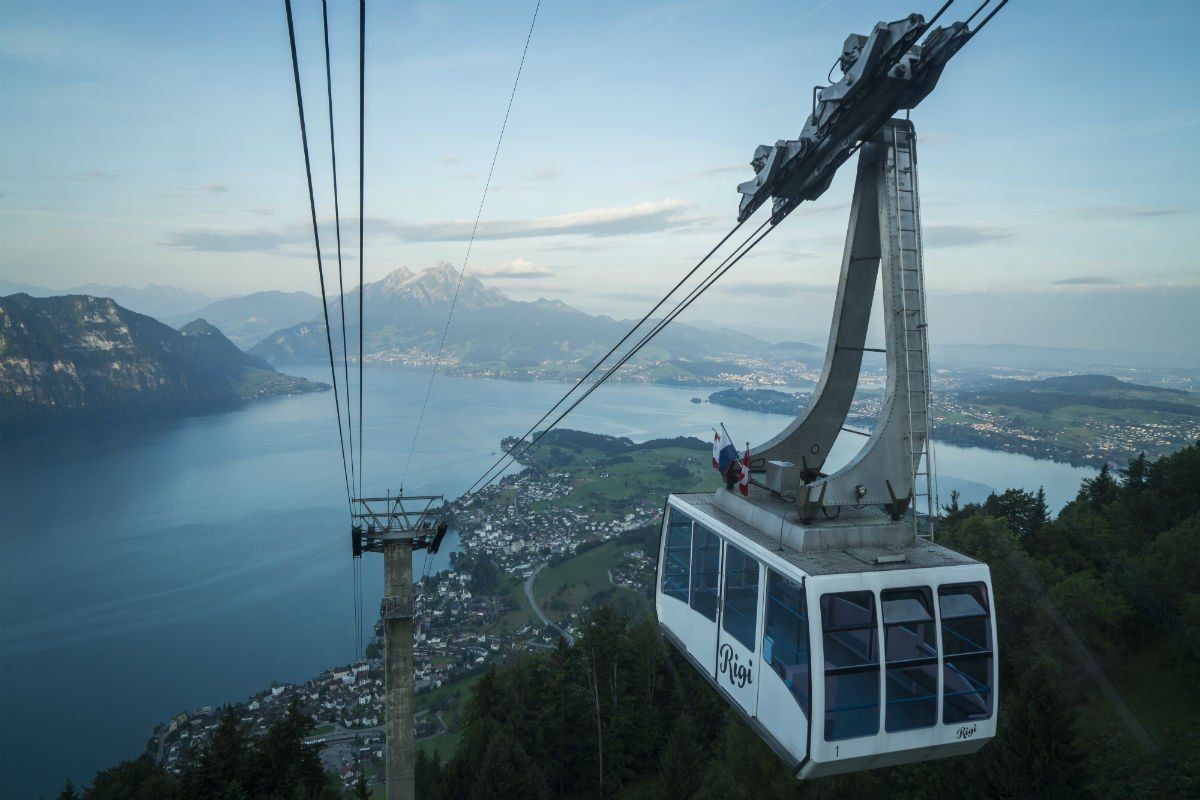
[
  {"x1": 163, "y1": 290, "x2": 319, "y2": 348},
  {"x1": 0, "y1": 294, "x2": 327, "y2": 432},
  {"x1": 249, "y1": 265, "x2": 818, "y2": 382}
]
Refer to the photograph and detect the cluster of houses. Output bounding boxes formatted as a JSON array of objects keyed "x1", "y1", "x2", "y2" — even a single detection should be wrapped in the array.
[
  {"x1": 454, "y1": 471, "x2": 658, "y2": 577},
  {"x1": 152, "y1": 463, "x2": 666, "y2": 787}
]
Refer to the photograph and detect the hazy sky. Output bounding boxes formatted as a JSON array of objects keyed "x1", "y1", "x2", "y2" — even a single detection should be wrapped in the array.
[{"x1": 2, "y1": 0, "x2": 1198, "y2": 351}]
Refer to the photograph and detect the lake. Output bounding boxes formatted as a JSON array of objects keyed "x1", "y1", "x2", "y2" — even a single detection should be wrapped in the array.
[{"x1": 0, "y1": 368, "x2": 1095, "y2": 798}]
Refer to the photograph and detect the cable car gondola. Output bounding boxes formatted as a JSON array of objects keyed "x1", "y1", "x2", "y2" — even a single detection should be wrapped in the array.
[
  {"x1": 656, "y1": 5, "x2": 1006, "y2": 777},
  {"x1": 657, "y1": 493, "x2": 996, "y2": 778}
]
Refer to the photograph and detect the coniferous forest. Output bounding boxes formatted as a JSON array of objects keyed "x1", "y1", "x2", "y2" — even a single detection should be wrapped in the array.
[{"x1": 61, "y1": 444, "x2": 1200, "y2": 799}]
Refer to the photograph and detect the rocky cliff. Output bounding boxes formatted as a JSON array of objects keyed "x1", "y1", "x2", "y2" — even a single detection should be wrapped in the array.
[{"x1": 0, "y1": 294, "x2": 326, "y2": 431}]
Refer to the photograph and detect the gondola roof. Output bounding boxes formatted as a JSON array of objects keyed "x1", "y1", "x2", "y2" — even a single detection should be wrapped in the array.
[{"x1": 672, "y1": 492, "x2": 979, "y2": 576}]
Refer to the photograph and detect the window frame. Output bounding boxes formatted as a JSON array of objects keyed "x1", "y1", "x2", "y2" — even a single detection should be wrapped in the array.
[
  {"x1": 820, "y1": 590, "x2": 881, "y2": 742},
  {"x1": 689, "y1": 523, "x2": 721, "y2": 622},
  {"x1": 721, "y1": 541, "x2": 760, "y2": 652},
  {"x1": 660, "y1": 508, "x2": 693, "y2": 604},
  {"x1": 881, "y1": 587, "x2": 939, "y2": 733},
  {"x1": 764, "y1": 568, "x2": 811, "y2": 717},
  {"x1": 938, "y1": 582, "x2": 994, "y2": 725}
]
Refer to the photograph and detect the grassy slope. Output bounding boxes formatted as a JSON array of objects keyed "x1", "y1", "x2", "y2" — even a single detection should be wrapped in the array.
[{"x1": 533, "y1": 540, "x2": 651, "y2": 624}]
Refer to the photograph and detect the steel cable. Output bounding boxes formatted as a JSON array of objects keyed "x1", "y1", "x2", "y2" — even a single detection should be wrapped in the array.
[
  {"x1": 321, "y1": 0, "x2": 357, "y2": 500},
  {"x1": 357, "y1": 0, "x2": 366, "y2": 500},
  {"x1": 283, "y1": 0, "x2": 353, "y2": 515}
]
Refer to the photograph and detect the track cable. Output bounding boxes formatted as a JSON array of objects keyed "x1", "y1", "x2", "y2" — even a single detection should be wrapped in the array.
[
  {"x1": 357, "y1": 0, "x2": 366, "y2": 501},
  {"x1": 320, "y1": 0, "x2": 357, "y2": 501},
  {"x1": 283, "y1": 0, "x2": 353, "y2": 515},
  {"x1": 353, "y1": 0, "x2": 368, "y2": 661}
]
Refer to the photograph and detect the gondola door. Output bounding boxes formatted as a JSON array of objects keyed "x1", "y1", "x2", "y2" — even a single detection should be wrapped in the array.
[{"x1": 716, "y1": 540, "x2": 762, "y2": 715}]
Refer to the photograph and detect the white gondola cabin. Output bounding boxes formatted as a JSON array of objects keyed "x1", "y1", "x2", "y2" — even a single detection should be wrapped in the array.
[
  {"x1": 656, "y1": 492, "x2": 997, "y2": 778},
  {"x1": 656, "y1": 114, "x2": 1000, "y2": 777}
]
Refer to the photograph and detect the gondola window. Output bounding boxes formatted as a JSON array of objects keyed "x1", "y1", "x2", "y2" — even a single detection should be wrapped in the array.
[
  {"x1": 690, "y1": 525, "x2": 721, "y2": 621},
  {"x1": 661, "y1": 510, "x2": 693, "y2": 603},
  {"x1": 764, "y1": 570, "x2": 810, "y2": 716},
  {"x1": 821, "y1": 591, "x2": 880, "y2": 741},
  {"x1": 939, "y1": 583, "x2": 994, "y2": 724},
  {"x1": 882, "y1": 587, "x2": 938, "y2": 732},
  {"x1": 721, "y1": 543, "x2": 759, "y2": 651}
]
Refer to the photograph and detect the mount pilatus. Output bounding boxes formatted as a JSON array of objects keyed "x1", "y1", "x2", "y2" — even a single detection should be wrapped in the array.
[
  {"x1": 250, "y1": 265, "x2": 805, "y2": 382},
  {"x1": 0, "y1": 294, "x2": 326, "y2": 431}
]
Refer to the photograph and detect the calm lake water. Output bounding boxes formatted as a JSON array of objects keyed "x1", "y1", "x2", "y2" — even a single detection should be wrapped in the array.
[{"x1": 0, "y1": 368, "x2": 1095, "y2": 797}]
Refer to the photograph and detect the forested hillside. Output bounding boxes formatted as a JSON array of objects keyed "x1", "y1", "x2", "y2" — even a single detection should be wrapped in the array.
[{"x1": 415, "y1": 443, "x2": 1200, "y2": 799}]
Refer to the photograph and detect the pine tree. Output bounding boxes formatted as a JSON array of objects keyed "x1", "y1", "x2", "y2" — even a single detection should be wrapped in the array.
[
  {"x1": 414, "y1": 748, "x2": 435, "y2": 799},
  {"x1": 250, "y1": 697, "x2": 327, "y2": 797},
  {"x1": 1081, "y1": 463, "x2": 1119, "y2": 510},
  {"x1": 659, "y1": 713, "x2": 703, "y2": 800},
  {"x1": 983, "y1": 664, "x2": 1092, "y2": 798},
  {"x1": 182, "y1": 706, "x2": 251, "y2": 800},
  {"x1": 56, "y1": 779, "x2": 80, "y2": 800},
  {"x1": 1033, "y1": 486, "x2": 1049, "y2": 533},
  {"x1": 469, "y1": 730, "x2": 549, "y2": 800}
]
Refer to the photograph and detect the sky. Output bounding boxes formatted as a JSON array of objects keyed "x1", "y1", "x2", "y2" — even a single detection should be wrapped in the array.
[{"x1": 2, "y1": 0, "x2": 1199, "y2": 353}]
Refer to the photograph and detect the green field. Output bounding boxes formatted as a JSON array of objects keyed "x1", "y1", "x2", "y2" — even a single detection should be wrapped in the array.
[
  {"x1": 479, "y1": 574, "x2": 538, "y2": 635},
  {"x1": 416, "y1": 731, "x2": 462, "y2": 762},
  {"x1": 534, "y1": 540, "x2": 652, "y2": 625}
]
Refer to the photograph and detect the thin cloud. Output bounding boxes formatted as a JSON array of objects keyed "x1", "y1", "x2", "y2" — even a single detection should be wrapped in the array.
[
  {"x1": 591, "y1": 290, "x2": 663, "y2": 303},
  {"x1": 714, "y1": 280, "x2": 830, "y2": 297},
  {"x1": 163, "y1": 227, "x2": 299, "y2": 253},
  {"x1": 379, "y1": 199, "x2": 704, "y2": 241},
  {"x1": 923, "y1": 225, "x2": 1014, "y2": 248},
  {"x1": 1053, "y1": 276, "x2": 1122, "y2": 286},
  {"x1": 73, "y1": 170, "x2": 112, "y2": 182},
  {"x1": 1067, "y1": 205, "x2": 1186, "y2": 218},
  {"x1": 697, "y1": 164, "x2": 745, "y2": 177},
  {"x1": 474, "y1": 258, "x2": 552, "y2": 279}
]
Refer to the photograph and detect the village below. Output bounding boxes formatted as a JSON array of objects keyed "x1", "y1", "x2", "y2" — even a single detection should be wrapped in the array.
[{"x1": 148, "y1": 431, "x2": 704, "y2": 794}]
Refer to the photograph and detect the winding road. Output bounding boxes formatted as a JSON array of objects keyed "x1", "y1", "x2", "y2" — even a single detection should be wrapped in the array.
[{"x1": 524, "y1": 562, "x2": 575, "y2": 646}]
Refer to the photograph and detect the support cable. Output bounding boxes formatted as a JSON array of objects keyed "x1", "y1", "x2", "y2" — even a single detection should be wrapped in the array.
[
  {"x1": 353, "y1": 0, "x2": 367, "y2": 662},
  {"x1": 357, "y1": 0, "x2": 366, "y2": 500},
  {"x1": 321, "y1": 0, "x2": 357, "y2": 500},
  {"x1": 283, "y1": 0, "x2": 353, "y2": 514},
  {"x1": 467, "y1": 217, "x2": 777, "y2": 496},
  {"x1": 400, "y1": 0, "x2": 542, "y2": 487}
]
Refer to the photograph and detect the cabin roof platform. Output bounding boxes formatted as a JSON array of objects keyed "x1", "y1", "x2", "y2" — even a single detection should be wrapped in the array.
[{"x1": 673, "y1": 490, "x2": 978, "y2": 576}]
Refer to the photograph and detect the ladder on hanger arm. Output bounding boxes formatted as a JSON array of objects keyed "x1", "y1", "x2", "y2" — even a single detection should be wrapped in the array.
[
  {"x1": 890, "y1": 125, "x2": 939, "y2": 540},
  {"x1": 738, "y1": 119, "x2": 939, "y2": 537}
]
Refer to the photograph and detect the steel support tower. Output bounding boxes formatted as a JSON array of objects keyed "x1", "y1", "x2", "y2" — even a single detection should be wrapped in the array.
[{"x1": 352, "y1": 494, "x2": 447, "y2": 800}]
